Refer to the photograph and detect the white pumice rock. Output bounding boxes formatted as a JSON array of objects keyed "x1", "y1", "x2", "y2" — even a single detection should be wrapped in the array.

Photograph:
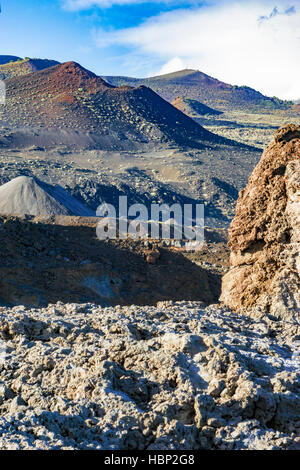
[{"x1": 0, "y1": 301, "x2": 299, "y2": 450}]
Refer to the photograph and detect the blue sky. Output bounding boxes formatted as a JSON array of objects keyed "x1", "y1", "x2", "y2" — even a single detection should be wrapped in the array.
[
  {"x1": 0, "y1": 0, "x2": 300, "y2": 99},
  {"x1": 0, "y1": 0, "x2": 197, "y2": 75}
]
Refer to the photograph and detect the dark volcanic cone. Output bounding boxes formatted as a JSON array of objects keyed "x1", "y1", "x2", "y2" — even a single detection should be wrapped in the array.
[{"x1": 0, "y1": 61, "x2": 228, "y2": 150}]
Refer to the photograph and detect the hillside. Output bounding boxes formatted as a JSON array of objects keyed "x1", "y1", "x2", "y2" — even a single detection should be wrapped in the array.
[
  {"x1": 0, "y1": 61, "x2": 228, "y2": 150},
  {"x1": 171, "y1": 96, "x2": 223, "y2": 116},
  {"x1": 0, "y1": 57, "x2": 60, "y2": 81},
  {"x1": 103, "y1": 69, "x2": 292, "y2": 113},
  {"x1": 0, "y1": 55, "x2": 22, "y2": 65},
  {"x1": 0, "y1": 215, "x2": 224, "y2": 307}
]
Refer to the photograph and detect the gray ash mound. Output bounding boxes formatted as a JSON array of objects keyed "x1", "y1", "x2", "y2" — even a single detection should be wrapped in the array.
[{"x1": 0, "y1": 176, "x2": 94, "y2": 216}]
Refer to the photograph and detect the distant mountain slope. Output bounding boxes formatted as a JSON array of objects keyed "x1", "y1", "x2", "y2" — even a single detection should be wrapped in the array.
[
  {"x1": 0, "y1": 61, "x2": 228, "y2": 150},
  {"x1": 103, "y1": 69, "x2": 292, "y2": 112},
  {"x1": 0, "y1": 58, "x2": 60, "y2": 80},
  {"x1": 0, "y1": 55, "x2": 22, "y2": 65},
  {"x1": 0, "y1": 176, "x2": 94, "y2": 216},
  {"x1": 171, "y1": 96, "x2": 222, "y2": 116}
]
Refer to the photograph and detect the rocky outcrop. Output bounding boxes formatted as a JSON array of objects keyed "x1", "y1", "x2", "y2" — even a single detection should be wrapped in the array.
[
  {"x1": 0, "y1": 301, "x2": 299, "y2": 450},
  {"x1": 221, "y1": 124, "x2": 300, "y2": 321}
]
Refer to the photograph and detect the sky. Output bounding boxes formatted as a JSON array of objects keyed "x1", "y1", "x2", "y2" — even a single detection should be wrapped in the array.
[{"x1": 0, "y1": 0, "x2": 300, "y2": 99}]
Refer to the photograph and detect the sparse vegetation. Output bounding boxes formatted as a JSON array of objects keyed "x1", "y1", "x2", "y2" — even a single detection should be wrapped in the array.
[{"x1": 104, "y1": 69, "x2": 294, "y2": 113}]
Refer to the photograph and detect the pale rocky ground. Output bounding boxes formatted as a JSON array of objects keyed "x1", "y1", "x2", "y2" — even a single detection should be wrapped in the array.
[
  {"x1": 197, "y1": 109, "x2": 300, "y2": 148},
  {"x1": 0, "y1": 300, "x2": 299, "y2": 450},
  {"x1": 0, "y1": 143, "x2": 260, "y2": 229}
]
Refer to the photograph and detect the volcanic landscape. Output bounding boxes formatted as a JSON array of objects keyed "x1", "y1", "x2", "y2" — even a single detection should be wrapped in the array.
[{"x1": 0, "y1": 55, "x2": 299, "y2": 450}]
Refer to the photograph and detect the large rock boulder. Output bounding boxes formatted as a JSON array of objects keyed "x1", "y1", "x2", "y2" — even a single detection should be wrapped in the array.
[{"x1": 221, "y1": 124, "x2": 300, "y2": 321}]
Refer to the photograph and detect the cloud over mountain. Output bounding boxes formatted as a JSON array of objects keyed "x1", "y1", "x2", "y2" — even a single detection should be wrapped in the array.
[{"x1": 92, "y1": 1, "x2": 300, "y2": 100}]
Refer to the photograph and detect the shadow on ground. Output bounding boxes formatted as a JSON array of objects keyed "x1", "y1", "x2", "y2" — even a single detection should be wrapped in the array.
[{"x1": 0, "y1": 215, "x2": 222, "y2": 307}]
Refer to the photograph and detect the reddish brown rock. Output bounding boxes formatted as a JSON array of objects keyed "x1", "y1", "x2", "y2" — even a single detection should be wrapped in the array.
[
  {"x1": 145, "y1": 249, "x2": 160, "y2": 264},
  {"x1": 221, "y1": 124, "x2": 300, "y2": 320}
]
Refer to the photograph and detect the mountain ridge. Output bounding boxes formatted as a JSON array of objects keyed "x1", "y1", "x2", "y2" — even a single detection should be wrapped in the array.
[
  {"x1": 103, "y1": 69, "x2": 292, "y2": 112},
  {"x1": 0, "y1": 57, "x2": 60, "y2": 81},
  {"x1": 0, "y1": 55, "x2": 23, "y2": 65},
  {"x1": 0, "y1": 61, "x2": 232, "y2": 150}
]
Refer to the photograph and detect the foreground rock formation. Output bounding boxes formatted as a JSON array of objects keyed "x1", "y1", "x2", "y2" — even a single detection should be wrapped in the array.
[
  {"x1": 0, "y1": 301, "x2": 299, "y2": 450},
  {"x1": 221, "y1": 124, "x2": 300, "y2": 321}
]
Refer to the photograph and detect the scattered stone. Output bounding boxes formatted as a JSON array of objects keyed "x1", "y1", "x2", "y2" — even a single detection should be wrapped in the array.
[{"x1": 145, "y1": 250, "x2": 160, "y2": 264}]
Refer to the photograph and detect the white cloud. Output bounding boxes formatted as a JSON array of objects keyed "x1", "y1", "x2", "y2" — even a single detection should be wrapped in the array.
[
  {"x1": 93, "y1": 1, "x2": 300, "y2": 99},
  {"x1": 158, "y1": 57, "x2": 187, "y2": 75},
  {"x1": 62, "y1": 0, "x2": 191, "y2": 10},
  {"x1": 258, "y1": 4, "x2": 296, "y2": 22}
]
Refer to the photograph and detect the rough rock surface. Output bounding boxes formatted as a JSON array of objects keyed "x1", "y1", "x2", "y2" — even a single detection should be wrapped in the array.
[
  {"x1": 221, "y1": 124, "x2": 300, "y2": 321},
  {"x1": 0, "y1": 301, "x2": 299, "y2": 450}
]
